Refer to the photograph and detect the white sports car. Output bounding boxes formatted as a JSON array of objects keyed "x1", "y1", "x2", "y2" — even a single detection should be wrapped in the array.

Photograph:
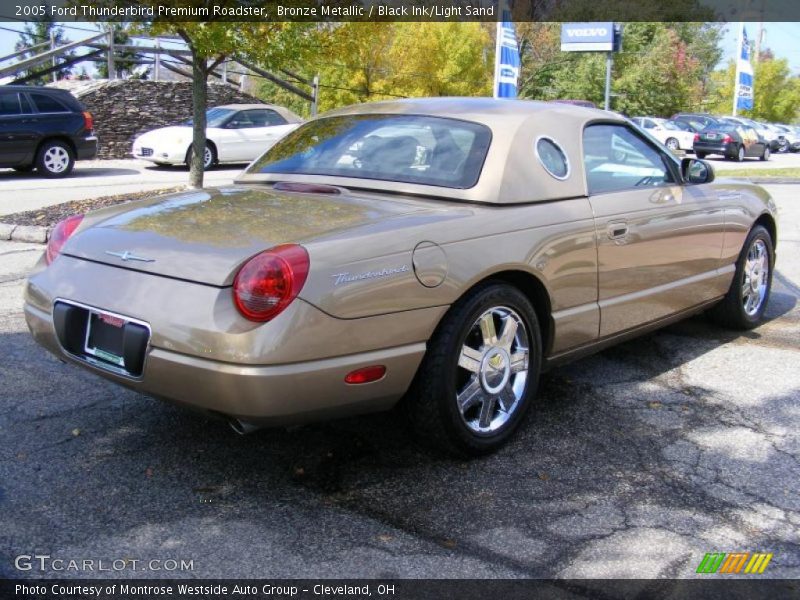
[
  {"x1": 132, "y1": 103, "x2": 303, "y2": 169},
  {"x1": 631, "y1": 117, "x2": 696, "y2": 152}
]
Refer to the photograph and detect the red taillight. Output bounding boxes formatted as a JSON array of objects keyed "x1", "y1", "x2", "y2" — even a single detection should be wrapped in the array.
[
  {"x1": 345, "y1": 365, "x2": 386, "y2": 384},
  {"x1": 722, "y1": 134, "x2": 733, "y2": 143},
  {"x1": 46, "y1": 214, "x2": 83, "y2": 264},
  {"x1": 82, "y1": 111, "x2": 93, "y2": 132},
  {"x1": 693, "y1": 133, "x2": 700, "y2": 142},
  {"x1": 233, "y1": 244, "x2": 309, "y2": 322}
]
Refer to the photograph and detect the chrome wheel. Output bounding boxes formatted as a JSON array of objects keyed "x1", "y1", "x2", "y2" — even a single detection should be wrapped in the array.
[
  {"x1": 742, "y1": 239, "x2": 769, "y2": 316},
  {"x1": 203, "y1": 146, "x2": 213, "y2": 169},
  {"x1": 666, "y1": 138, "x2": 679, "y2": 151},
  {"x1": 456, "y1": 307, "x2": 529, "y2": 434},
  {"x1": 43, "y1": 146, "x2": 70, "y2": 174}
]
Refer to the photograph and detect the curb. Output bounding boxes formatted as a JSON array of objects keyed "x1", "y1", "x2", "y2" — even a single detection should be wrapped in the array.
[{"x1": 0, "y1": 223, "x2": 49, "y2": 244}]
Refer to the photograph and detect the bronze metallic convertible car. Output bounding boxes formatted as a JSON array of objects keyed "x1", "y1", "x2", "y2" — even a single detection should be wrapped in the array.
[{"x1": 25, "y1": 98, "x2": 777, "y2": 455}]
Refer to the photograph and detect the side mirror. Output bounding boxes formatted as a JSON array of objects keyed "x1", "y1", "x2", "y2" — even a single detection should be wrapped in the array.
[{"x1": 681, "y1": 157, "x2": 714, "y2": 184}]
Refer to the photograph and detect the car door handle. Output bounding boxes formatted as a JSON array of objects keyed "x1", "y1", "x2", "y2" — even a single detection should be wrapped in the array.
[{"x1": 607, "y1": 221, "x2": 628, "y2": 240}]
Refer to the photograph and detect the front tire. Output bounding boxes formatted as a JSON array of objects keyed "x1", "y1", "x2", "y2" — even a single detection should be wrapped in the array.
[
  {"x1": 186, "y1": 143, "x2": 216, "y2": 170},
  {"x1": 404, "y1": 282, "x2": 542, "y2": 456},
  {"x1": 760, "y1": 145, "x2": 770, "y2": 161},
  {"x1": 35, "y1": 140, "x2": 74, "y2": 178},
  {"x1": 708, "y1": 225, "x2": 773, "y2": 330}
]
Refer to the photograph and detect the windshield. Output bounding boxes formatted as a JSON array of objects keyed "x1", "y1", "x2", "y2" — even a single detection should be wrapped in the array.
[
  {"x1": 183, "y1": 107, "x2": 235, "y2": 128},
  {"x1": 246, "y1": 114, "x2": 492, "y2": 189}
]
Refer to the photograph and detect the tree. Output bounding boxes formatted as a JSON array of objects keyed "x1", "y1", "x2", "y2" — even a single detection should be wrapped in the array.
[
  {"x1": 260, "y1": 22, "x2": 493, "y2": 116},
  {"x1": 388, "y1": 22, "x2": 492, "y2": 97},
  {"x1": 517, "y1": 22, "x2": 724, "y2": 116},
  {"x1": 141, "y1": 10, "x2": 314, "y2": 188},
  {"x1": 14, "y1": 19, "x2": 74, "y2": 84},
  {"x1": 95, "y1": 24, "x2": 143, "y2": 80},
  {"x1": 707, "y1": 55, "x2": 800, "y2": 122}
]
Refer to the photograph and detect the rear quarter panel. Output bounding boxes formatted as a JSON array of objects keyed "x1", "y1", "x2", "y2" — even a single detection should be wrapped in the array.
[{"x1": 302, "y1": 197, "x2": 599, "y2": 355}]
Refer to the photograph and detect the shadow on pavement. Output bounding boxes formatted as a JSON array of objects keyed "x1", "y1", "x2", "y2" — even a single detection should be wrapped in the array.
[{"x1": 2, "y1": 281, "x2": 798, "y2": 577}]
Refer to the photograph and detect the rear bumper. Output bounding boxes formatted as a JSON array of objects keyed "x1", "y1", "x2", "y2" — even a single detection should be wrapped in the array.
[
  {"x1": 24, "y1": 256, "x2": 441, "y2": 425},
  {"x1": 25, "y1": 301, "x2": 424, "y2": 425},
  {"x1": 75, "y1": 135, "x2": 98, "y2": 161},
  {"x1": 693, "y1": 141, "x2": 735, "y2": 156}
]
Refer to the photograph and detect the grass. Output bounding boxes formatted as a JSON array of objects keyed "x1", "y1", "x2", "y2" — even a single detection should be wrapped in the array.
[{"x1": 715, "y1": 167, "x2": 800, "y2": 179}]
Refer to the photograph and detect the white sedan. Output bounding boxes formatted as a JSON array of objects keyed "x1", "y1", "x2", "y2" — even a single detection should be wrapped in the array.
[
  {"x1": 631, "y1": 117, "x2": 696, "y2": 152},
  {"x1": 132, "y1": 104, "x2": 303, "y2": 169}
]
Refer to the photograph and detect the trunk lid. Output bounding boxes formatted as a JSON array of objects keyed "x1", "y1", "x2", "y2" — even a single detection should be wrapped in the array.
[{"x1": 64, "y1": 185, "x2": 432, "y2": 286}]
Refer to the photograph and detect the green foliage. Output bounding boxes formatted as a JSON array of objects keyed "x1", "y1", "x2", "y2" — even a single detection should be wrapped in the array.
[
  {"x1": 13, "y1": 19, "x2": 74, "y2": 84},
  {"x1": 258, "y1": 22, "x2": 493, "y2": 116},
  {"x1": 95, "y1": 24, "x2": 143, "y2": 80},
  {"x1": 518, "y1": 22, "x2": 724, "y2": 116},
  {"x1": 707, "y1": 56, "x2": 800, "y2": 123}
]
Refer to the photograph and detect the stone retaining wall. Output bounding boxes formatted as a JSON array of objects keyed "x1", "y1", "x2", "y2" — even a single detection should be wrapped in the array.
[{"x1": 66, "y1": 80, "x2": 263, "y2": 160}]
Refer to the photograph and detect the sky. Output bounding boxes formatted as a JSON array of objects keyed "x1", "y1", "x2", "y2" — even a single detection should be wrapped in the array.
[
  {"x1": 0, "y1": 20, "x2": 799, "y2": 77},
  {"x1": 718, "y1": 21, "x2": 800, "y2": 75}
]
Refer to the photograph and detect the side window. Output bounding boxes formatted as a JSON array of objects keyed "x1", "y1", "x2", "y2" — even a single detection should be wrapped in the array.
[
  {"x1": 228, "y1": 111, "x2": 254, "y2": 129},
  {"x1": 30, "y1": 93, "x2": 69, "y2": 113},
  {"x1": 248, "y1": 109, "x2": 287, "y2": 127},
  {"x1": 0, "y1": 93, "x2": 21, "y2": 116},
  {"x1": 19, "y1": 94, "x2": 33, "y2": 114},
  {"x1": 583, "y1": 124, "x2": 675, "y2": 195}
]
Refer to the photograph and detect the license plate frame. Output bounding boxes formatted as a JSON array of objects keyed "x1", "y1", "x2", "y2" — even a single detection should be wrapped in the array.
[{"x1": 84, "y1": 311, "x2": 128, "y2": 368}]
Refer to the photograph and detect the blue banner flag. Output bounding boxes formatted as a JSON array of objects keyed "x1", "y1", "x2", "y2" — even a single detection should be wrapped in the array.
[
  {"x1": 734, "y1": 24, "x2": 754, "y2": 112},
  {"x1": 493, "y1": 8, "x2": 520, "y2": 99}
]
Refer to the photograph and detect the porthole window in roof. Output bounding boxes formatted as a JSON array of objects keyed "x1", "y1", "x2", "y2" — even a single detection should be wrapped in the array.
[{"x1": 535, "y1": 137, "x2": 569, "y2": 180}]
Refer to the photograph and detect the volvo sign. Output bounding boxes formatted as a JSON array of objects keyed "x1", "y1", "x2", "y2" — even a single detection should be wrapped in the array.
[{"x1": 561, "y1": 22, "x2": 621, "y2": 52}]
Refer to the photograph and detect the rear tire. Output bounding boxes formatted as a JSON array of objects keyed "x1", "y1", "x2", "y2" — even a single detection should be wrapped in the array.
[
  {"x1": 708, "y1": 225, "x2": 773, "y2": 330},
  {"x1": 695, "y1": 152, "x2": 707, "y2": 159},
  {"x1": 735, "y1": 145, "x2": 745, "y2": 162},
  {"x1": 35, "y1": 140, "x2": 74, "y2": 178},
  {"x1": 665, "y1": 137, "x2": 679, "y2": 151},
  {"x1": 403, "y1": 282, "x2": 542, "y2": 456}
]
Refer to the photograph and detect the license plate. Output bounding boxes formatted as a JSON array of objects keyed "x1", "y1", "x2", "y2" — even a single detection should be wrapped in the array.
[
  {"x1": 705, "y1": 133, "x2": 717, "y2": 139},
  {"x1": 84, "y1": 312, "x2": 127, "y2": 368}
]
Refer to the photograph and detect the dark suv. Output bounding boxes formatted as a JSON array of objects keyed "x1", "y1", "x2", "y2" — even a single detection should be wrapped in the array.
[{"x1": 0, "y1": 85, "x2": 97, "y2": 177}]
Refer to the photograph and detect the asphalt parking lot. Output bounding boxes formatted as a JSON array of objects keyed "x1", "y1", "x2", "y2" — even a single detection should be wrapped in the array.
[
  {"x1": 0, "y1": 184, "x2": 798, "y2": 580},
  {"x1": 0, "y1": 161, "x2": 243, "y2": 217}
]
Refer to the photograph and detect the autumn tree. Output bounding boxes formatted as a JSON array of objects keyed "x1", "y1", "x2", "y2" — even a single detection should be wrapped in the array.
[{"x1": 260, "y1": 22, "x2": 493, "y2": 116}]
